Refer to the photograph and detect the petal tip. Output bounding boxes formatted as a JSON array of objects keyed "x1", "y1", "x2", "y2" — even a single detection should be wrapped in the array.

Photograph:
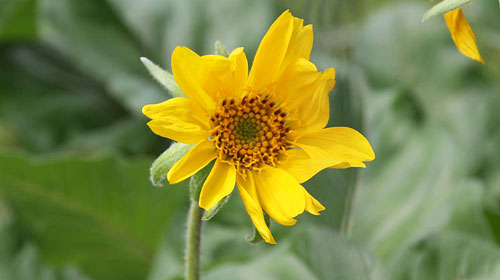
[
  {"x1": 166, "y1": 166, "x2": 184, "y2": 185},
  {"x1": 198, "y1": 199, "x2": 212, "y2": 211},
  {"x1": 142, "y1": 105, "x2": 151, "y2": 118},
  {"x1": 231, "y1": 47, "x2": 244, "y2": 54},
  {"x1": 265, "y1": 237, "x2": 277, "y2": 245},
  {"x1": 199, "y1": 191, "x2": 217, "y2": 211}
]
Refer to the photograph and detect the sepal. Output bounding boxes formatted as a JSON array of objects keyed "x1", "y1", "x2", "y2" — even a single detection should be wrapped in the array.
[
  {"x1": 202, "y1": 194, "x2": 231, "y2": 221},
  {"x1": 214, "y1": 40, "x2": 229, "y2": 57},
  {"x1": 140, "y1": 57, "x2": 184, "y2": 97},
  {"x1": 150, "y1": 142, "x2": 192, "y2": 187}
]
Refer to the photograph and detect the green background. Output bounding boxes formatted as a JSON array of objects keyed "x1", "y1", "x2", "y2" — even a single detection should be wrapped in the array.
[{"x1": 1, "y1": 0, "x2": 500, "y2": 279}]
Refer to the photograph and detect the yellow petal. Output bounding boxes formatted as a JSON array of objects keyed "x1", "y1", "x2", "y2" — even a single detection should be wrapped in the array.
[
  {"x1": 444, "y1": 9, "x2": 484, "y2": 64},
  {"x1": 172, "y1": 46, "x2": 249, "y2": 109},
  {"x1": 199, "y1": 159, "x2": 236, "y2": 210},
  {"x1": 247, "y1": 10, "x2": 294, "y2": 92},
  {"x1": 294, "y1": 127, "x2": 375, "y2": 168},
  {"x1": 303, "y1": 188, "x2": 325, "y2": 216},
  {"x1": 146, "y1": 119, "x2": 208, "y2": 144},
  {"x1": 330, "y1": 162, "x2": 366, "y2": 169},
  {"x1": 280, "y1": 149, "x2": 342, "y2": 183},
  {"x1": 143, "y1": 96, "x2": 208, "y2": 126},
  {"x1": 276, "y1": 58, "x2": 335, "y2": 131},
  {"x1": 143, "y1": 97, "x2": 209, "y2": 144},
  {"x1": 236, "y1": 173, "x2": 276, "y2": 244},
  {"x1": 171, "y1": 47, "x2": 216, "y2": 111},
  {"x1": 199, "y1": 48, "x2": 249, "y2": 99},
  {"x1": 167, "y1": 140, "x2": 216, "y2": 184},
  {"x1": 226, "y1": 47, "x2": 248, "y2": 98},
  {"x1": 281, "y1": 18, "x2": 314, "y2": 70},
  {"x1": 252, "y1": 167, "x2": 306, "y2": 226}
]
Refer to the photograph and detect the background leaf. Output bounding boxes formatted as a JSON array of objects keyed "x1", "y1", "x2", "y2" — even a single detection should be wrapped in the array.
[
  {"x1": 0, "y1": 0, "x2": 37, "y2": 41},
  {"x1": 0, "y1": 154, "x2": 189, "y2": 280}
]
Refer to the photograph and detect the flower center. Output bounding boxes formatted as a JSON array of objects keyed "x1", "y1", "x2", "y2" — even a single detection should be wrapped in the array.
[{"x1": 210, "y1": 95, "x2": 290, "y2": 171}]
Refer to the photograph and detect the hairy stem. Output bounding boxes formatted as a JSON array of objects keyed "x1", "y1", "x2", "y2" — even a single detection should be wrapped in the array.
[{"x1": 185, "y1": 199, "x2": 203, "y2": 280}]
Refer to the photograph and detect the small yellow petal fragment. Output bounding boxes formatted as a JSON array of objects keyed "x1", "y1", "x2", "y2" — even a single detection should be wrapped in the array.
[
  {"x1": 444, "y1": 8, "x2": 484, "y2": 64},
  {"x1": 303, "y1": 189, "x2": 325, "y2": 216}
]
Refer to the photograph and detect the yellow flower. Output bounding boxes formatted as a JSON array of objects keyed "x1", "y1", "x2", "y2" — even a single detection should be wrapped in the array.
[
  {"x1": 143, "y1": 10, "x2": 374, "y2": 244},
  {"x1": 444, "y1": 8, "x2": 484, "y2": 63}
]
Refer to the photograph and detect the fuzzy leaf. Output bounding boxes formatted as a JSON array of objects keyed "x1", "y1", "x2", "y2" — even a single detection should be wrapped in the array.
[
  {"x1": 150, "y1": 142, "x2": 192, "y2": 187},
  {"x1": 202, "y1": 194, "x2": 231, "y2": 221},
  {"x1": 140, "y1": 57, "x2": 184, "y2": 97},
  {"x1": 422, "y1": 0, "x2": 478, "y2": 22}
]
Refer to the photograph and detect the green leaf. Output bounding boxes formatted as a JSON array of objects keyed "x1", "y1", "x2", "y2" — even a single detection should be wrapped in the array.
[
  {"x1": 140, "y1": 57, "x2": 184, "y2": 98},
  {"x1": 38, "y1": 0, "x2": 166, "y2": 115},
  {"x1": 352, "y1": 125, "x2": 460, "y2": 263},
  {"x1": 422, "y1": 0, "x2": 478, "y2": 22},
  {"x1": 355, "y1": 3, "x2": 470, "y2": 90},
  {"x1": 0, "y1": 153, "x2": 189, "y2": 280},
  {"x1": 202, "y1": 194, "x2": 231, "y2": 221},
  {"x1": 150, "y1": 142, "x2": 192, "y2": 187},
  {"x1": 393, "y1": 232, "x2": 500, "y2": 279},
  {"x1": 0, "y1": 44, "x2": 127, "y2": 153},
  {"x1": 203, "y1": 245, "x2": 315, "y2": 280},
  {"x1": 290, "y1": 226, "x2": 386, "y2": 280},
  {"x1": 0, "y1": 0, "x2": 37, "y2": 41},
  {"x1": 0, "y1": 233, "x2": 92, "y2": 280}
]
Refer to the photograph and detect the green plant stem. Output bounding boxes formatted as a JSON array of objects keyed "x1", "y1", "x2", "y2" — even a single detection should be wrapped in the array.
[{"x1": 185, "y1": 199, "x2": 203, "y2": 280}]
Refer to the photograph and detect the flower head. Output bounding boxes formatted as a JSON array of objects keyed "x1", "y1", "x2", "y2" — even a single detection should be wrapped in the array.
[{"x1": 143, "y1": 10, "x2": 375, "y2": 244}]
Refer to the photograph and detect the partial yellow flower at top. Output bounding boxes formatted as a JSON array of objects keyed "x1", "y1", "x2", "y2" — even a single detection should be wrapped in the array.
[
  {"x1": 444, "y1": 8, "x2": 484, "y2": 63},
  {"x1": 142, "y1": 10, "x2": 375, "y2": 244}
]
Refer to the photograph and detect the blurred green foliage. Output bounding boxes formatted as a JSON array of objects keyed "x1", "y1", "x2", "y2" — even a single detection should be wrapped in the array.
[{"x1": 1, "y1": 0, "x2": 500, "y2": 279}]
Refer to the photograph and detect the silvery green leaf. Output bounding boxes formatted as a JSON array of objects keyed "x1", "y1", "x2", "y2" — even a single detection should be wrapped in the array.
[
  {"x1": 150, "y1": 142, "x2": 192, "y2": 187},
  {"x1": 202, "y1": 194, "x2": 230, "y2": 221},
  {"x1": 422, "y1": 0, "x2": 478, "y2": 22},
  {"x1": 140, "y1": 57, "x2": 184, "y2": 97}
]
